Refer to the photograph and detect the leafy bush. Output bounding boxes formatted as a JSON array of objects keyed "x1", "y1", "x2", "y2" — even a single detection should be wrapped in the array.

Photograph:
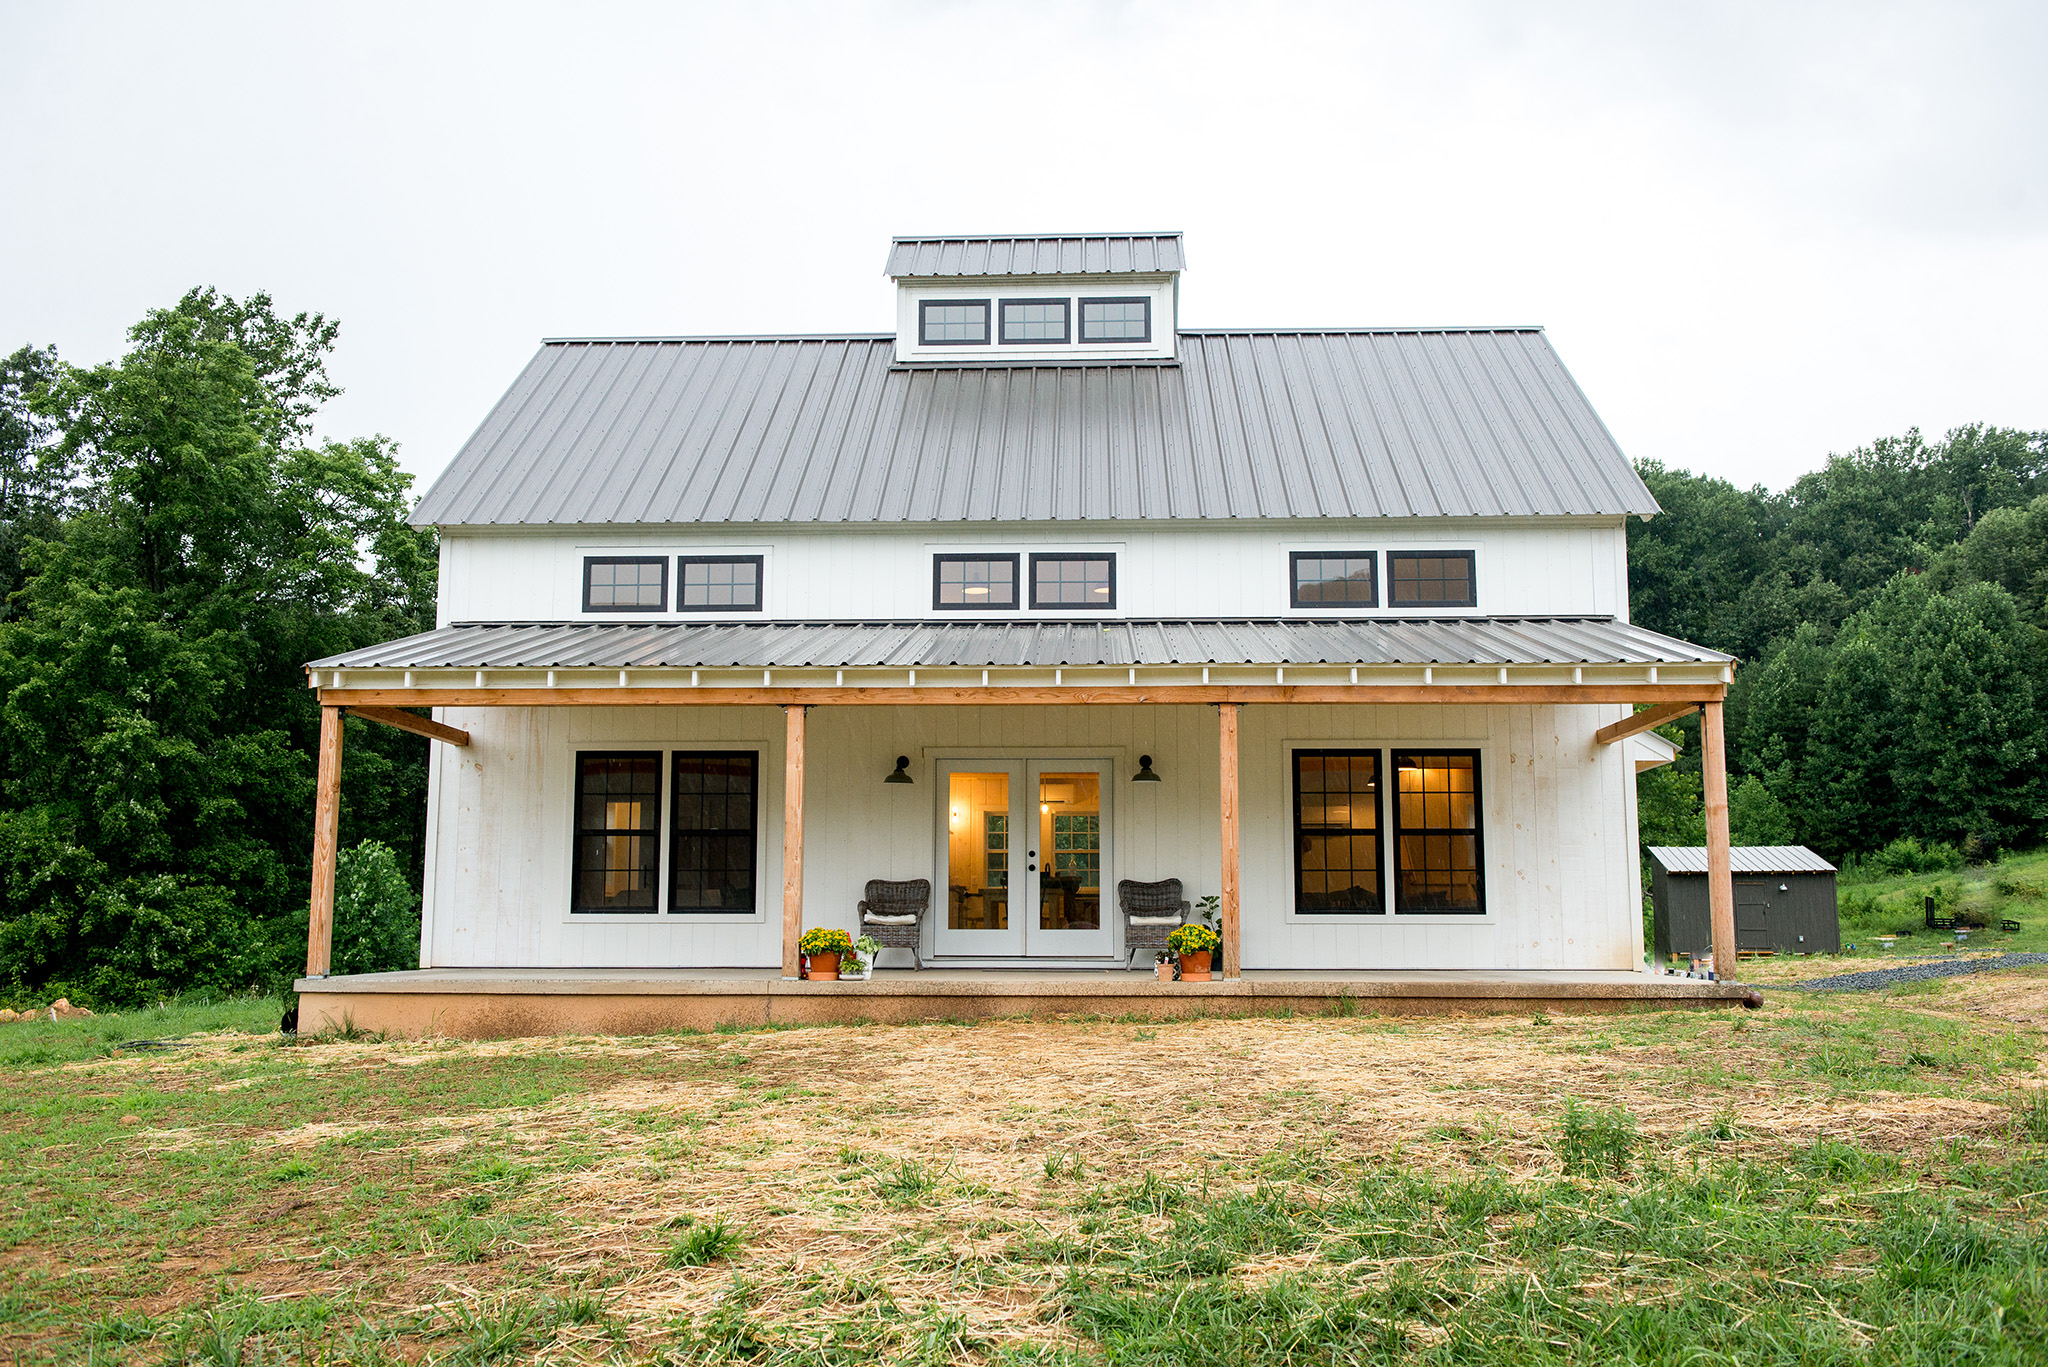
[
  {"x1": 331, "y1": 840, "x2": 419, "y2": 976},
  {"x1": 1869, "y1": 837, "x2": 1967, "y2": 878}
]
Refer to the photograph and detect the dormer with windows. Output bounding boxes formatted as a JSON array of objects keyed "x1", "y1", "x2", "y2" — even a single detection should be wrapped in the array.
[{"x1": 887, "y1": 233, "x2": 1181, "y2": 365}]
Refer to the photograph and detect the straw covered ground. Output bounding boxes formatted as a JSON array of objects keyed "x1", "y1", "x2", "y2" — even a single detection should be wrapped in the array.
[{"x1": 3, "y1": 966, "x2": 2046, "y2": 1364}]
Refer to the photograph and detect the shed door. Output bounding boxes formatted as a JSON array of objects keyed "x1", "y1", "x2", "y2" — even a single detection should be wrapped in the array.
[{"x1": 1734, "y1": 881, "x2": 1773, "y2": 950}]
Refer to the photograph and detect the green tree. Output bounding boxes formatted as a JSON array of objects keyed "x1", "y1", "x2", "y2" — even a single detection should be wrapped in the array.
[
  {"x1": 0, "y1": 291, "x2": 434, "y2": 1005},
  {"x1": 330, "y1": 840, "x2": 420, "y2": 976},
  {"x1": 1727, "y1": 776, "x2": 1794, "y2": 846},
  {"x1": 0, "y1": 344, "x2": 68, "y2": 619}
]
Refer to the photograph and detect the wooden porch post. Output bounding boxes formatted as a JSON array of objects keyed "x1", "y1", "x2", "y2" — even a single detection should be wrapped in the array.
[
  {"x1": 1701, "y1": 700, "x2": 1737, "y2": 981},
  {"x1": 306, "y1": 704, "x2": 344, "y2": 978},
  {"x1": 1218, "y1": 702, "x2": 1241, "y2": 979},
  {"x1": 782, "y1": 704, "x2": 807, "y2": 979}
]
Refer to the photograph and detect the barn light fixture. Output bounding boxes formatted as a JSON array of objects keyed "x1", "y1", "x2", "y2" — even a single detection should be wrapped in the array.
[
  {"x1": 884, "y1": 755, "x2": 914, "y2": 785},
  {"x1": 1132, "y1": 755, "x2": 1162, "y2": 783}
]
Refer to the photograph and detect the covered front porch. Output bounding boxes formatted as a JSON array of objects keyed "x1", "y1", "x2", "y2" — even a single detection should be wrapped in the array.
[{"x1": 295, "y1": 616, "x2": 1749, "y2": 1035}]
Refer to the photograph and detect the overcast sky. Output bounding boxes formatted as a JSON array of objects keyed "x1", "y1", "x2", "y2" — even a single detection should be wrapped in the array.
[{"x1": 3, "y1": 1, "x2": 2041, "y2": 496}]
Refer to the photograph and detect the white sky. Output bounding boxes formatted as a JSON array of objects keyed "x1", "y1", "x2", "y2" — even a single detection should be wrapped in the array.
[{"x1": 3, "y1": 0, "x2": 2042, "y2": 495}]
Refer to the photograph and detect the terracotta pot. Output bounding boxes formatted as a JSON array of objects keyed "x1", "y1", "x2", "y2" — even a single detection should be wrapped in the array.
[
  {"x1": 1155, "y1": 961, "x2": 1175, "y2": 981},
  {"x1": 809, "y1": 951, "x2": 841, "y2": 981},
  {"x1": 1178, "y1": 950, "x2": 1212, "y2": 982}
]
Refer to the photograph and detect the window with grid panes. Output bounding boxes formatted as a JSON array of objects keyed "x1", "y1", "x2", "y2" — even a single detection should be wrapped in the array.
[
  {"x1": 1290, "y1": 553, "x2": 1378, "y2": 607},
  {"x1": 933, "y1": 554, "x2": 1019, "y2": 609},
  {"x1": 1029, "y1": 553, "x2": 1115, "y2": 608},
  {"x1": 1000, "y1": 298, "x2": 1070, "y2": 344},
  {"x1": 1386, "y1": 551, "x2": 1476, "y2": 608},
  {"x1": 572, "y1": 753, "x2": 661, "y2": 912},
  {"x1": 678, "y1": 556, "x2": 762, "y2": 611},
  {"x1": 1393, "y1": 751, "x2": 1484, "y2": 913},
  {"x1": 669, "y1": 752, "x2": 758, "y2": 912},
  {"x1": 919, "y1": 299, "x2": 990, "y2": 345},
  {"x1": 1292, "y1": 751, "x2": 1384, "y2": 913},
  {"x1": 583, "y1": 557, "x2": 666, "y2": 611},
  {"x1": 1078, "y1": 297, "x2": 1150, "y2": 342}
]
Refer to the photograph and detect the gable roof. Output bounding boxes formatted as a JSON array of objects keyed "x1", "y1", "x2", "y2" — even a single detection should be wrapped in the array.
[
  {"x1": 411, "y1": 329, "x2": 1658, "y2": 527},
  {"x1": 886, "y1": 232, "x2": 1185, "y2": 278},
  {"x1": 1648, "y1": 847, "x2": 1838, "y2": 875}
]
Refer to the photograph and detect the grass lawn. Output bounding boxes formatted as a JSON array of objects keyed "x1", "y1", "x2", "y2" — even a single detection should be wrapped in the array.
[{"x1": 1, "y1": 973, "x2": 2045, "y2": 1365}]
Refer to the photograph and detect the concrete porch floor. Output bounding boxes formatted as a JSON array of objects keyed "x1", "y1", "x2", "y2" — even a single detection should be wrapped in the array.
[{"x1": 295, "y1": 966, "x2": 1758, "y2": 1037}]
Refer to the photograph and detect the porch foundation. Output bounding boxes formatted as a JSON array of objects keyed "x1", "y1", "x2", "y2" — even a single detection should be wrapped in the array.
[{"x1": 295, "y1": 968, "x2": 1756, "y2": 1038}]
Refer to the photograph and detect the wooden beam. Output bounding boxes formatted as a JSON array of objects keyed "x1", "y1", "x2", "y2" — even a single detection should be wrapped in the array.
[
  {"x1": 306, "y1": 704, "x2": 344, "y2": 978},
  {"x1": 1701, "y1": 700, "x2": 1737, "y2": 982},
  {"x1": 1593, "y1": 701, "x2": 1699, "y2": 747},
  {"x1": 1219, "y1": 702, "x2": 1241, "y2": 980},
  {"x1": 782, "y1": 704, "x2": 806, "y2": 980},
  {"x1": 343, "y1": 705, "x2": 471, "y2": 747},
  {"x1": 318, "y1": 683, "x2": 1727, "y2": 709}
]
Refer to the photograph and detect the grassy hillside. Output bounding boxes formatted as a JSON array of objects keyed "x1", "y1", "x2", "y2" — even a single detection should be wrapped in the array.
[{"x1": 1837, "y1": 848, "x2": 2048, "y2": 954}]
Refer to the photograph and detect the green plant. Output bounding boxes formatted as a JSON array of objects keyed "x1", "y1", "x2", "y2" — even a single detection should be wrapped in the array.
[
  {"x1": 1194, "y1": 895, "x2": 1221, "y2": 929},
  {"x1": 1556, "y1": 1100, "x2": 1638, "y2": 1177},
  {"x1": 666, "y1": 1218, "x2": 744, "y2": 1267},
  {"x1": 2015, "y1": 1089, "x2": 2048, "y2": 1144},
  {"x1": 1167, "y1": 924, "x2": 1220, "y2": 957},
  {"x1": 797, "y1": 927, "x2": 853, "y2": 959}
]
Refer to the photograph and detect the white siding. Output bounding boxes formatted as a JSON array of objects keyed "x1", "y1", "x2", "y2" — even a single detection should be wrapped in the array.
[
  {"x1": 436, "y1": 519, "x2": 1634, "y2": 626},
  {"x1": 420, "y1": 702, "x2": 1643, "y2": 973}
]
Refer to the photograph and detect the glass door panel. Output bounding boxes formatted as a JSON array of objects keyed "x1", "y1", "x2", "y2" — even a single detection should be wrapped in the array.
[
  {"x1": 1026, "y1": 760, "x2": 1114, "y2": 957},
  {"x1": 934, "y1": 762, "x2": 1026, "y2": 956}
]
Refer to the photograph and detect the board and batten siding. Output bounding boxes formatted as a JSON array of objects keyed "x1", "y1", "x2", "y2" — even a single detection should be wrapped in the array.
[
  {"x1": 419, "y1": 702, "x2": 1643, "y2": 973},
  {"x1": 433, "y1": 520, "x2": 1632, "y2": 625}
]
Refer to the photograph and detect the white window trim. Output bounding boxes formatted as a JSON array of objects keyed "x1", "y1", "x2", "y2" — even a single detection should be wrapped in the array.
[
  {"x1": 1277, "y1": 736, "x2": 1498, "y2": 925},
  {"x1": 561, "y1": 739, "x2": 773, "y2": 925}
]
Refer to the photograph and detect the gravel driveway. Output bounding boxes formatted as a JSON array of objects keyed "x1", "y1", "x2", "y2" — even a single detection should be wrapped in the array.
[{"x1": 1791, "y1": 952, "x2": 2048, "y2": 992}]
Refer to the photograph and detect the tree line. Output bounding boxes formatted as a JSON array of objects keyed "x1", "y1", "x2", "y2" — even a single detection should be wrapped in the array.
[
  {"x1": 1629, "y1": 426, "x2": 2048, "y2": 866},
  {"x1": 0, "y1": 293, "x2": 433, "y2": 1007}
]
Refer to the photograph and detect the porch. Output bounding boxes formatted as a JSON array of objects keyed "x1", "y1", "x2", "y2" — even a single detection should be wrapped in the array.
[{"x1": 295, "y1": 966, "x2": 1758, "y2": 1036}]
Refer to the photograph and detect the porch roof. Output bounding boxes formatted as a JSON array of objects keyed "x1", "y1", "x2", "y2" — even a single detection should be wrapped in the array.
[{"x1": 308, "y1": 616, "x2": 1730, "y2": 672}]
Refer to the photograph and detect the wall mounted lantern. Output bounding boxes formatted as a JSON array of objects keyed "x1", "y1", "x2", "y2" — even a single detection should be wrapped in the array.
[
  {"x1": 1132, "y1": 754, "x2": 1162, "y2": 783},
  {"x1": 884, "y1": 755, "x2": 914, "y2": 785}
]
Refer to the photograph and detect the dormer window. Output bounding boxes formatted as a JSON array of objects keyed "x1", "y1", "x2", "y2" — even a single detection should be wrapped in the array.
[
  {"x1": 1079, "y1": 297, "x2": 1151, "y2": 343},
  {"x1": 1000, "y1": 299, "x2": 1070, "y2": 345},
  {"x1": 1030, "y1": 553, "x2": 1116, "y2": 609},
  {"x1": 919, "y1": 300, "x2": 990, "y2": 346}
]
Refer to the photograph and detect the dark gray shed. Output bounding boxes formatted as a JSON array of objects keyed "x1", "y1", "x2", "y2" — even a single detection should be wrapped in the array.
[{"x1": 1648, "y1": 846, "x2": 1839, "y2": 958}]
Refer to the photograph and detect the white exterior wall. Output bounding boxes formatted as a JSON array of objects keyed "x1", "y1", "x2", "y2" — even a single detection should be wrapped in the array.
[
  {"x1": 435, "y1": 519, "x2": 1634, "y2": 625},
  {"x1": 419, "y1": 701, "x2": 1644, "y2": 973}
]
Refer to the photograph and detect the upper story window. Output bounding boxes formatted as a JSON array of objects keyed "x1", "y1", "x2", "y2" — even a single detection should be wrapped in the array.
[
  {"x1": 1030, "y1": 553, "x2": 1116, "y2": 609},
  {"x1": 1000, "y1": 299, "x2": 1070, "y2": 344},
  {"x1": 679, "y1": 555, "x2": 763, "y2": 612},
  {"x1": 583, "y1": 556, "x2": 667, "y2": 612},
  {"x1": 1387, "y1": 551, "x2": 1476, "y2": 608},
  {"x1": 934, "y1": 554, "x2": 1020, "y2": 610},
  {"x1": 1291, "y1": 553, "x2": 1377, "y2": 608},
  {"x1": 919, "y1": 299, "x2": 990, "y2": 345},
  {"x1": 1079, "y1": 296, "x2": 1151, "y2": 343}
]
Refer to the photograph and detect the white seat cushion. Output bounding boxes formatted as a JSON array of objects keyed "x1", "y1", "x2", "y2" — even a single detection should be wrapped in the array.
[
  {"x1": 1126, "y1": 915, "x2": 1183, "y2": 925},
  {"x1": 862, "y1": 913, "x2": 920, "y2": 925}
]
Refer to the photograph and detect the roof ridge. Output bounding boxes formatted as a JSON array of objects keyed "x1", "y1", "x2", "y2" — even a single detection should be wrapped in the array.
[{"x1": 537, "y1": 326, "x2": 1547, "y2": 347}]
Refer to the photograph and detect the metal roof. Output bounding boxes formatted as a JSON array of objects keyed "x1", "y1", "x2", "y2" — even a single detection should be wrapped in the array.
[
  {"x1": 1648, "y1": 847, "x2": 1839, "y2": 875},
  {"x1": 309, "y1": 616, "x2": 1729, "y2": 671},
  {"x1": 410, "y1": 330, "x2": 1656, "y2": 527},
  {"x1": 886, "y1": 233, "x2": 1184, "y2": 278}
]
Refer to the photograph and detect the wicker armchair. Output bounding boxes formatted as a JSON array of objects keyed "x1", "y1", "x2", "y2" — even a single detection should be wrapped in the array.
[
  {"x1": 858, "y1": 878, "x2": 932, "y2": 970},
  {"x1": 1117, "y1": 878, "x2": 1190, "y2": 968}
]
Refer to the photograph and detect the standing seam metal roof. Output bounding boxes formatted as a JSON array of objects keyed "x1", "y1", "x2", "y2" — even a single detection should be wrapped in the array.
[
  {"x1": 886, "y1": 233, "x2": 1184, "y2": 277},
  {"x1": 410, "y1": 330, "x2": 1657, "y2": 527},
  {"x1": 308, "y1": 616, "x2": 1731, "y2": 671},
  {"x1": 1647, "y1": 847, "x2": 1839, "y2": 875}
]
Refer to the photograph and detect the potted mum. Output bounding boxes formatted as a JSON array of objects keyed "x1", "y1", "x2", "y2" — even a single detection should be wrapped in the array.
[
  {"x1": 799, "y1": 926, "x2": 854, "y2": 980},
  {"x1": 1167, "y1": 923, "x2": 1221, "y2": 982}
]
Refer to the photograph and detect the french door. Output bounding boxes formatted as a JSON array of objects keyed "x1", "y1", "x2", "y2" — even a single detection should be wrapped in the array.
[{"x1": 932, "y1": 759, "x2": 1113, "y2": 959}]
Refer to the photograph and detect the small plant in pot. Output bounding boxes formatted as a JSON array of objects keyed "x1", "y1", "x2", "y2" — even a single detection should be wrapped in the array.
[
  {"x1": 1154, "y1": 950, "x2": 1176, "y2": 982},
  {"x1": 844, "y1": 934, "x2": 882, "y2": 980},
  {"x1": 799, "y1": 927, "x2": 854, "y2": 980},
  {"x1": 1167, "y1": 923, "x2": 1221, "y2": 982}
]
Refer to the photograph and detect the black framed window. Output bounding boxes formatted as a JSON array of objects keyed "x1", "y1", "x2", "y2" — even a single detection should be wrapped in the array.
[
  {"x1": 1387, "y1": 551, "x2": 1476, "y2": 608},
  {"x1": 918, "y1": 299, "x2": 990, "y2": 345},
  {"x1": 1291, "y1": 553, "x2": 1378, "y2": 608},
  {"x1": 583, "y1": 557, "x2": 667, "y2": 612},
  {"x1": 933, "y1": 554, "x2": 1020, "y2": 610},
  {"x1": 1030, "y1": 553, "x2": 1116, "y2": 609},
  {"x1": 572, "y1": 753, "x2": 662, "y2": 913},
  {"x1": 1393, "y1": 751, "x2": 1484, "y2": 914},
  {"x1": 1292, "y1": 750, "x2": 1384, "y2": 914},
  {"x1": 678, "y1": 555, "x2": 762, "y2": 612},
  {"x1": 1078, "y1": 296, "x2": 1151, "y2": 343},
  {"x1": 1000, "y1": 298, "x2": 1070, "y2": 344},
  {"x1": 671, "y1": 752, "x2": 758, "y2": 913}
]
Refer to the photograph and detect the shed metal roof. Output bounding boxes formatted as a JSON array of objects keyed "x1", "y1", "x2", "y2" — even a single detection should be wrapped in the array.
[
  {"x1": 309, "y1": 616, "x2": 1729, "y2": 671},
  {"x1": 1648, "y1": 847, "x2": 1839, "y2": 875},
  {"x1": 410, "y1": 330, "x2": 1656, "y2": 527},
  {"x1": 886, "y1": 233, "x2": 1184, "y2": 278}
]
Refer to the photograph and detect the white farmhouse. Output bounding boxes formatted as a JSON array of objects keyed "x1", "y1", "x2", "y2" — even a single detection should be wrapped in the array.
[{"x1": 299, "y1": 232, "x2": 1747, "y2": 1035}]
